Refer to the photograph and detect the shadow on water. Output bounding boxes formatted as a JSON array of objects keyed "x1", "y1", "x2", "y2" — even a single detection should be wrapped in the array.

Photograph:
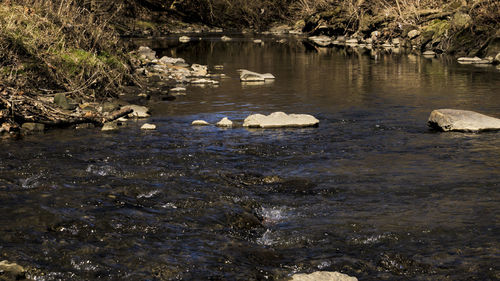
[{"x1": 1, "y1": 36, "x2": 499, "y2": 280}]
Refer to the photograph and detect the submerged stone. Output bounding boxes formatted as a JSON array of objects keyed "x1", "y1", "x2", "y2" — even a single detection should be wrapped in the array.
[
  {"x1": 428, "y1": 109, "x2": 500, "y2": 132},
  {"x1": 243, "y1": 112, "x2": 319, "y2": 128},
  {"x1": 288, "y1": 271, "x2": 358, "y2": 281}
]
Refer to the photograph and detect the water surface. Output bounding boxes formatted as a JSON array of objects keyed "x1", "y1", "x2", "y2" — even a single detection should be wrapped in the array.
[{"x1": 1, "y1": 35, "x2": 499, "y2": 280}]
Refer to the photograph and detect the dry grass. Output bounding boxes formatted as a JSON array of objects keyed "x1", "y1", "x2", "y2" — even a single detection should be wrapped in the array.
[{"x1": 0, "y1": 0, "x2": 131, "y2": 99}]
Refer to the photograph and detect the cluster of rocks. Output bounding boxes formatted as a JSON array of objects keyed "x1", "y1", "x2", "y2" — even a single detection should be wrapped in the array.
[
  {"x1": 307, "y1": 33, "x2": 499, "y2": 64},
  {"x1": 192, "y1": 112, "x2": 320, "y2": 129},
  {"x1": 131, "y1": 46, "x2": 222, "y2": 87}
]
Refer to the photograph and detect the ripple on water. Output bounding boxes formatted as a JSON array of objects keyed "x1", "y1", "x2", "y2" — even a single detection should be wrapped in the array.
[{"x1": 85, "y1": 164, "x2": 117, "y2": 176}]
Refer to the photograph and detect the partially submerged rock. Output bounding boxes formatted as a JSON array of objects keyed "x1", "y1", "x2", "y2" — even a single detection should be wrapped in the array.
[
  {"x1": 192, "y1": 120, "x2": 210, "y2": 126},
  {"x1": 457, "y1": 57, "x2": 493, "y2": 64},
  {"x1": 179, "y1": 36, "x2": 190, "y2": 43},
  {"x1": 21, "y1": 122, "x2": 45, "y2": 132},
  {"x1": 288, "y1": 271, "x2": 358, "y2": 281},
  {"x1": 422, "y1": 50, "x2": 436, "y2": 57},
  {"x1": 216, "y1": 117, "x2": 233, "y2": 127},
  {"x1": 428, "y1": 109, "x2": 500, "y2": 132},
  {"x1": 308, "y1": 36, "x2": 332, "y2": 47},
  {"x1": 141, "y1": 123, "x2": 156, "y2": 130},
  {"x1": 0, "y1": 260, "x2": 26, "y2": 280},
  {"x1": 101, "y1": 121, "x2": 119, "y2": 131},
  {"x1": 123, "y1": 105, "x2": 150, "y2": 118},
  {"x1": 190, "y1": 78, "x2": 219, "y2": 85},
  {"x1": 221, "y1": 35, "x2": 232, "y2": 41},
  {"x1": 239, "y1": 69, "x2": 275, "y2": 82},
  {"x1": 243, "y1": 112, "x2": 319, "y2": 128}
]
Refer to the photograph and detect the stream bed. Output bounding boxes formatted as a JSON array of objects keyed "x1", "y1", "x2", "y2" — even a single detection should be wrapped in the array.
[{"x1": 1, "y1": 35, "x2": 499, "y2": 280}]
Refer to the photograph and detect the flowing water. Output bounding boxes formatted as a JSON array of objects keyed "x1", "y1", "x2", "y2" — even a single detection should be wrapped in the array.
[{"x1": 1, "y1": 35, "x2": 499, "y2": 280}]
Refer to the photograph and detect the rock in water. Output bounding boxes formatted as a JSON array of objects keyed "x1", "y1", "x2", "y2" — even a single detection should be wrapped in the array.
[
  {"x1": 239, "y1": 69, "x2": 275, "y2": 82},
  {"x1": 123, "y1": 105, "x2": 150, "y2": 118},
  {"x1": 428, "y1": 109, "x2": 500, "y2": 132},
  {"x1": 457, "y1": 57, "x2": 493, "y2": 64},
  {"x1": 179, "y1": 36, "x2": 190, "y2": 43},
  {"x1": 288, "y1": 271, "x2": 358, "y2": 281},
  {"x1": 221, "y1": 35, "x2": 232, "y2": 41},
  {"x1": 21, "y1": 122, "x2": 45, "y2": 132},
  {"x1": 308, "y1": 36, "x2": 332, "y2": 47},
  {"x1": 101, "y1": 122, "x2": 119, "y2": 131},
  {"x1": 141, "y1": 123, "x2": 156, "y2": 130},
  {"x1": 0, "y1": 260, "x2": 26, "y2": 280},
  {"x1": 192, "y1": 120, "x2": 210, "y2": 126},
  {"x1": 216, "y1": 117, "x2": 233, "y2": 127},
  {"x1": 243, "y1": 112, "x2": 319, "y2": 128}
]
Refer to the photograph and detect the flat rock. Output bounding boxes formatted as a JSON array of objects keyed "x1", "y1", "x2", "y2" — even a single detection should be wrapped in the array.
[
  {"x1": 123, "y1": 105, "x2": 150, "y2": 118},
  {"x1": 221, "y1": 35, "x2": 232, "y2": 41},
  {"x1": 192, "y1": 120, "x2": 210, "y2": 126},
  {"x1": 288, "y1": 271, "x2": 358, "y2": 281},
  {"x1": 423, "y1": 50, "x2": 436, "y2": 57},
  {"x1": 216, "y1": 117, "x2": 233, "y2": 127},
  {"x1": 457, "y1": 57, "x2": 493, "y2": 64},
  {"x1": 141, "y1": 123, "x2": 156, "y2": 130},
  {"x1": 428, "y1": 109, "x2": 500, "y2": 132},
  {"x1": 243, "y1": 112, "x2": 319, "y2": 128},
  {"x1": 239, "y1": 69, "x2": 275, "y2": 82},
  {"x1": 179, "y1": 36, "x2": 190, "y2": 43},
  {"x1": 190, "y1": 78, "x2": 219, "y2": 85},
  {"x1": 159, "y1": 56, "x2": 185, "y2": 65},
  {"x1": 253, "y1": 39, "x2": 263, "y2": 44},
  {"x1": 308, "y1": 36, "x2": 332, "y2": 47},
  {"x1": 101, "y1": 122, "x2": 119, "y2": 131}
]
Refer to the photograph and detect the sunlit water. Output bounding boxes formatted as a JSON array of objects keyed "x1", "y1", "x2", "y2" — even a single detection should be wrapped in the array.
[{"x1": 1, "y1": 35, "x2": 499, "y2": 280}]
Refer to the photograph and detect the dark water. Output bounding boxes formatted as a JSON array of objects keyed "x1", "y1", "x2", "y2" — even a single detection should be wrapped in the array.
[{"x1": 1, "y1": 35, "x2": 499, "y2": 280}]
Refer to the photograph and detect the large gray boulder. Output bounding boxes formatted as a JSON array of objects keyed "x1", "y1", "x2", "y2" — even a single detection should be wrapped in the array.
[
  {"x1": 243, "y1": 112, "x2": 319, "y2": 128},
  {"x1": 239, "y1": 69, "x2": 275, "y2": 82},
  {"x1": 428, "y1": 109, "x2": 500, "y2": 132},
  {"x1": 288, "y1": 271, "x2": 358, "y2": 281}
]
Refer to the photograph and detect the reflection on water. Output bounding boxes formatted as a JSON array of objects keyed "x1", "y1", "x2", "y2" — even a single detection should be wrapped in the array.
[{"x1": 0, "y1": 36, "x2": 499, "y2": 280}]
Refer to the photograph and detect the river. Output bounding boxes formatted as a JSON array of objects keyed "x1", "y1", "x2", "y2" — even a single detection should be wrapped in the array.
[{"x1": 0, "y1": 34, "x2": 499, "y2": 280}]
